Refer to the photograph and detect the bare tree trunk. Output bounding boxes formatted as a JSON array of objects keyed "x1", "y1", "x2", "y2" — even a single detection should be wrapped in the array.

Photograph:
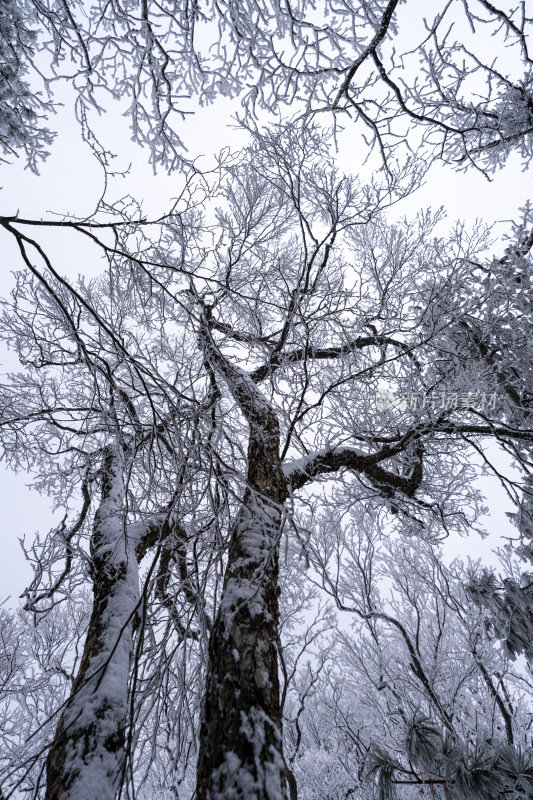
[
  {"x1": 45, "y1": 444, "x2": 138, "y2": 800},
  {"x1": 197, "y1": 319, "x2": 289, "y2": 799}
]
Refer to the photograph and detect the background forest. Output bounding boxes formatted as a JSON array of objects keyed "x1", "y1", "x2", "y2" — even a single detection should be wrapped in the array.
[{"x1": 0, "y1": 1, "x2": 533, "y2": 799}]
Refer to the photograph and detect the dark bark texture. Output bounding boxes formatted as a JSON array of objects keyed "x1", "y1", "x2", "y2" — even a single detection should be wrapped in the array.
[{"x1": 196, "y1": 401, "x2": 289, "y2": 799}]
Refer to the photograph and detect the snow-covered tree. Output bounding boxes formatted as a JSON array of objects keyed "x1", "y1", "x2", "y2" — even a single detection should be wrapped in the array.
[
  {"x1": 434, "y1": 202, "x2": 533, "y2": 676},
  {"x1": 0, "y1": 260, "x2": 214, "y2": 798},
  {"x1": 7, "y1": 0, "x2": 533, "y2": 171},
  {"x1": 0, "y1": 0, "x2": 54, "y2": 169},
  {"x1": 0, "y1": 599, "x2": 90, "y2": 798},
  {"x1": 284, "y1": 525, "x2": 533, "y2": 799},
  {"x1": 1, "y1": 1, "x2": 533, "y2": 799},
  {"x1": 1, "y1": 123, "x2": 533, "y2": 799}
]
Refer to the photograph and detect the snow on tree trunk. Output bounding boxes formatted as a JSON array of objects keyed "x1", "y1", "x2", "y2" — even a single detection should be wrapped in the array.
[
  {"x1": 45, "y1": 444, "x2": 139, "y2": 800},
  {"x1": 196, "y1": 410, "x2": 288, "y2": 800}
]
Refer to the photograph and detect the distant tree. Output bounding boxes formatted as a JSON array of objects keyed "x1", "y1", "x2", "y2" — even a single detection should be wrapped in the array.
[
  {"x1": 438, "y1": 202, "x2": 533, "y2": 676},
  {"x1": 467, "y1": 472, "x2": 533, "y2": 668},
  {"x1": 285, "y1": 523, "x2": 533, "y2": 799}
]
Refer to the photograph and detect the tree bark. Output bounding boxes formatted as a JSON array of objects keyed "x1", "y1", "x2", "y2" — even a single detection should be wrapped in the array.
[
  {"x1": 197, "y1": 419, "x2": 288, "y2": 800},
  {"x1": 45, "y1": 444, "x2": 138, "y2": 800},
  {"x1": 197, "y1": 319, "x2": 289, "y2": 800}
]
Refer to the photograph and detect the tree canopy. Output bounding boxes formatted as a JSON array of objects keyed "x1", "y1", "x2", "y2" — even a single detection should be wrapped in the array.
[
  {"x1": 0, "y1": 3, "x2": 532, "y2": 800},
  {"x1": 3, "y1": 0, "x2": 533, "y2": 172}
]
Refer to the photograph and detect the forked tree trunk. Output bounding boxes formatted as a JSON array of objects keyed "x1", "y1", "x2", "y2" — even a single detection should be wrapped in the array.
[
  {"x1": 45, "y1": 444, "x2": 139, "y2": 800},
  {"x1": 196, "y1": 400, "x2": 288, "y2": 799}
]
